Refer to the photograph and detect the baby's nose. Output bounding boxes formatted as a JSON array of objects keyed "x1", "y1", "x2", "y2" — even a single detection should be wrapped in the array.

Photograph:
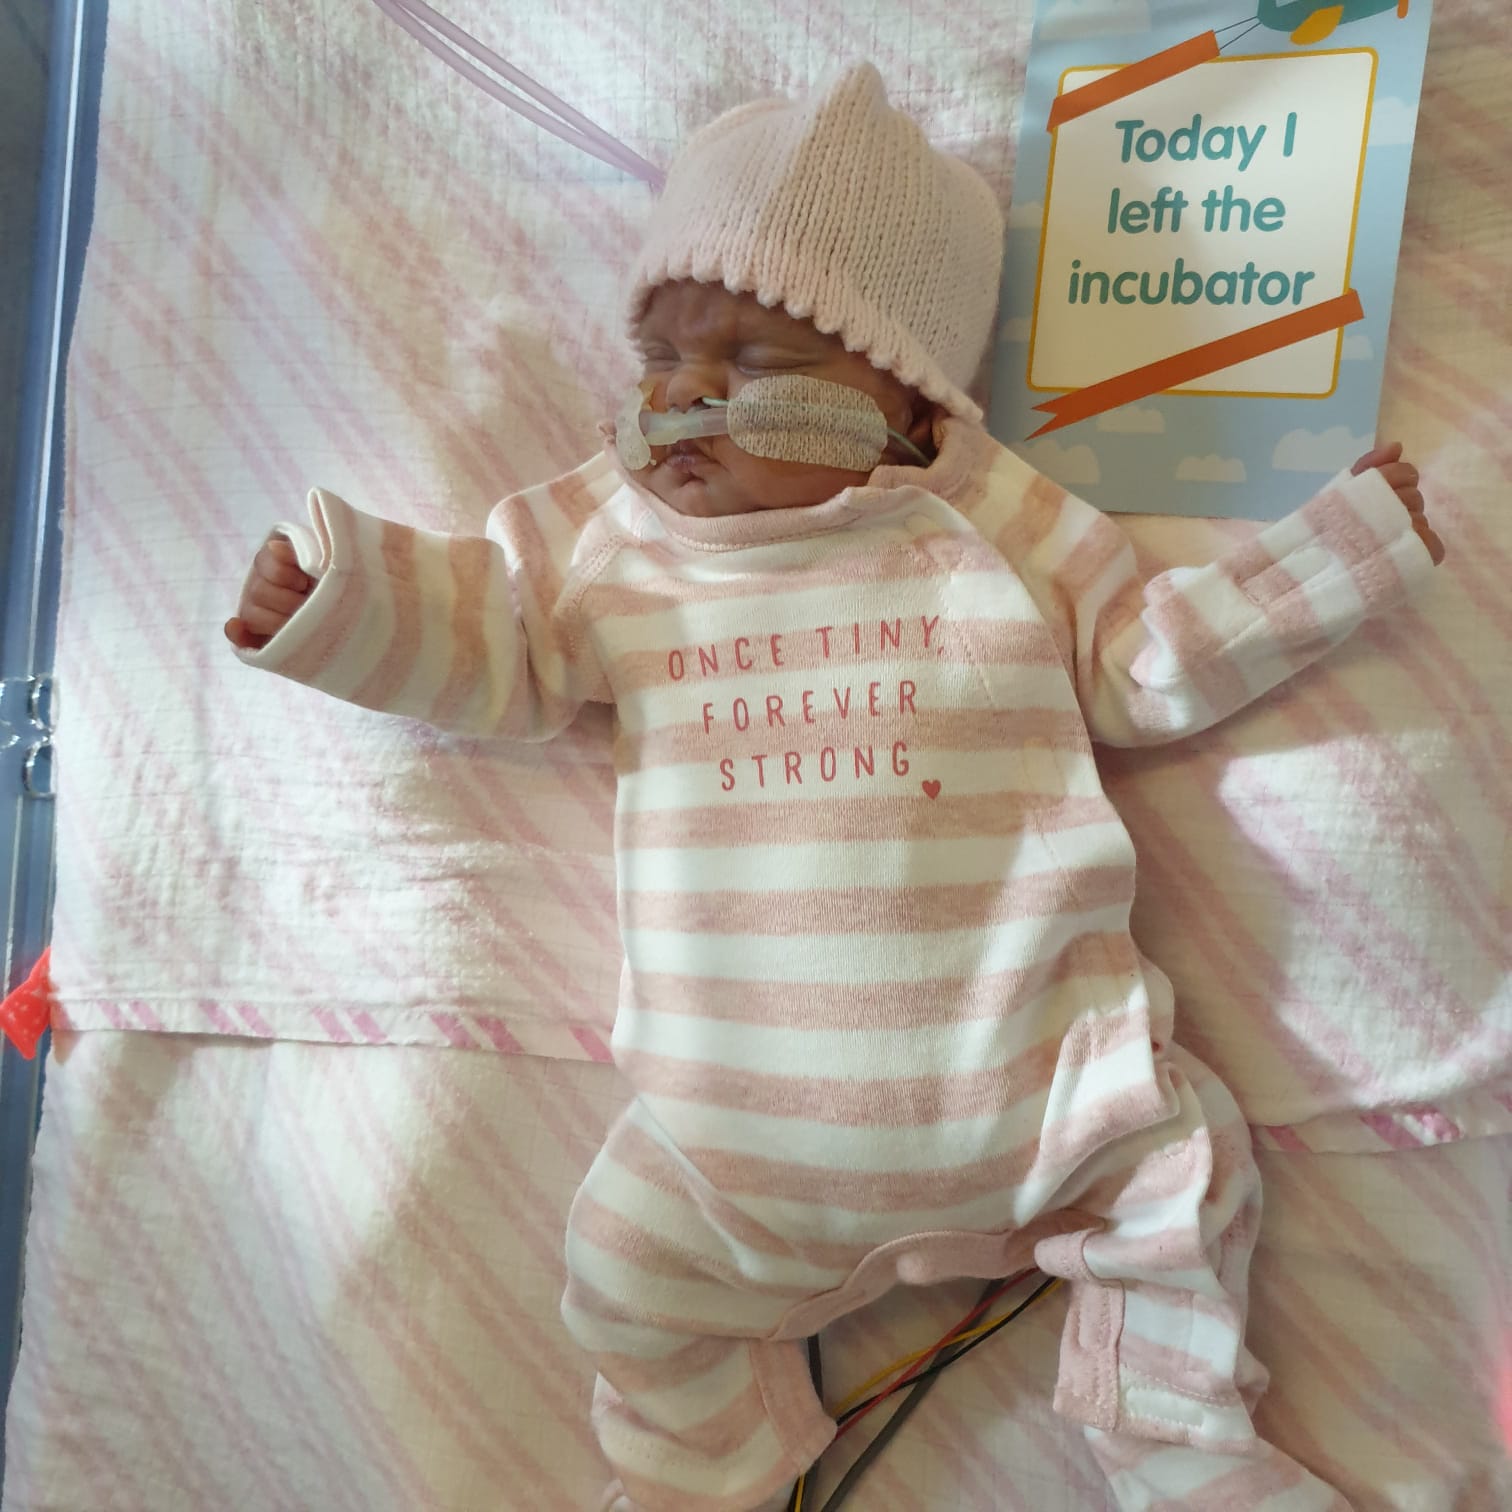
[{"x1": 663, "y1": 363, "x2": 725, "y2": 412}]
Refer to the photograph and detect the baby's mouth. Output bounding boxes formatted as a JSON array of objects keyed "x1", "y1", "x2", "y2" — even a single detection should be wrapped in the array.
[{"x1": 660, "y1": 440, "x2": 717, "y2": 472}]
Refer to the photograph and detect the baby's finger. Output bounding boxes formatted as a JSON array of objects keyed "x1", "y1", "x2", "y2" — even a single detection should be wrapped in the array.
[
  {"x1": 1375, "y1": 460, "x2": 1419, "y2": 493},
  {"x1": 1413, "y1": 516, "x2": 1445, "y2": 565},
  {"x1": 256, "y1": 542, "x2": 312, "y2": 592},
  {"x1": 237, "y1": 601, "x2": 297, "y2": 638},
  {"x1": 224, "y1": 617, "x2": 270, "y2": 651},
  {"x1": 1395, "y1": 487, "x2": 1425, "y2": 517},
  {"x1": 1352, "y1": 441, "x2": 1403, "y2": 475},
  {"x1": 246, "y1": 578, "x2": 310, "y2": 619}
]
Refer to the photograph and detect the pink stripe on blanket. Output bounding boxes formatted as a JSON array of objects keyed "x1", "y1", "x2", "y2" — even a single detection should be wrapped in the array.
[
  {"x1": 312, "y1": 1009, "x2": 357, "y2": 1044},
  {"x1": 199, "y1": 1001, "x2": 245, "y2": 1037},
  {"x1": 472, "y1": 1016, "x2": 527, "y2": 1055},
  {"x1": 235, "y1": 1002, "x2": 278, "y2": 1038},
  {"x1": 430, "y1": 1014, "x2": 482, "y2": 1050},
  {"x1": 348, "y1": 1012, "x2": 388, "y2": 1044},
  {"x1": 571, "y1": 1025, "x2": 614, "y2": 1062}
]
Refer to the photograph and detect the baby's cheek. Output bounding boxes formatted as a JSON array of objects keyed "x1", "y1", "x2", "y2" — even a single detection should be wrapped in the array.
[{"x1": 731, "y1": 450, "x2": 869, "y2": 508}]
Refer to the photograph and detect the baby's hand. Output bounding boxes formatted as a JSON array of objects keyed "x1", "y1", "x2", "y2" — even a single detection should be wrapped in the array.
[
  {"x1": 1352, "y1": 441, "x2": 1444, "y2": 565},
  {"x1": 224, "y1": 537, "x2": 313, "y2": 650}
]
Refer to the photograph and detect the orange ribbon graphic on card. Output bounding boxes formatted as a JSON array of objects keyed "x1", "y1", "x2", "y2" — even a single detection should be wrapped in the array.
[
  {"x1": 1028, "y1": 290, "x2": 1364, "y2": 437},
  {"x1": 1046, "y1": 31, "x2": 1222, "y2": 132}
]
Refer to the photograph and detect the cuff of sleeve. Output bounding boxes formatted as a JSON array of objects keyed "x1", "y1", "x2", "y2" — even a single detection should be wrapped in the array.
[
  {"x1": 270, "y1": 518, "x2": 327, "y2": 577},
  {"x1": 233, "y1": 489, "x2": 354, "y2": 677},
  {"x1": 1323, "y1": 462, "x2": 1435, "y2": 585},
  {"x1": 1252, "y1": 465, "x2": 1436, "y2": 618},
  {"x1": 1145, "y1": 468, "x2": 1437, "y2": 695}
]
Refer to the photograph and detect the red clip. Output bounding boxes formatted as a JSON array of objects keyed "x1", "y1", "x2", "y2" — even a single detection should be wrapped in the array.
[{"x1": 1, "y1": 949, "x2": 53, "y2": 1060}]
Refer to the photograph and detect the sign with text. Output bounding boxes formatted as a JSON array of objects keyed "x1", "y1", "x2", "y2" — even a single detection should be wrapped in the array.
[{"x1": 989, "y1": 0, "x2": 1433, "y2": 519}]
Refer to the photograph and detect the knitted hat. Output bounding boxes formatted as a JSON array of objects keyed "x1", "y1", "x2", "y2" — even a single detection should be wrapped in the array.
[{"x1": 627, "y1": 64, "x2": 1005, "y2": 423}]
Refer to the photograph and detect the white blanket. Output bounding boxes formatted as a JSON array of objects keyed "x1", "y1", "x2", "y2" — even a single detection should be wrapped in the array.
[
  {"x1": 5, "y1": 1032, "x2": 1508, "y2": 1510},
  {"x1": 49, "y1": 0, "x2": 1509, "y2": 1145}
]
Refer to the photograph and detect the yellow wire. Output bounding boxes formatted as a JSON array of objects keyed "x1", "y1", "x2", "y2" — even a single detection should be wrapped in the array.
[
  {"x1": 794, "y1": 1280, "x2": 1063, "y2": 1505},
  {"x1": 830, "y1": 1317, "x2": 996, "y2": 1415},
  {"x1": 830, "y1": 1280, "x2": 1062, "y2": 1416}
]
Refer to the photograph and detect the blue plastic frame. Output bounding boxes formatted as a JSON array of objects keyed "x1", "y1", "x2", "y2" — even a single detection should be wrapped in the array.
[{"x1": 0, "y1": 0, "x2": 107, "y2": 1466}]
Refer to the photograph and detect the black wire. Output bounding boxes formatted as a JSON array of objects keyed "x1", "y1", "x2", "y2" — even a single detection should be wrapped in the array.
[
  {"x1": 817, "y1": 1281, "x2": 997, "y2": 1512},
  {"x1": 818, "y1": 1276, "x2": 1057, "y2": 1511},
  {"x1": 833, "y1": 1275, "x2": 1058, "y2": 1432},
  {"x1": 819, "y1": 1356, "x2": 945, "y2": 1511},
  {"x1": 786, "y1": 1275, "x2": 1059, "y2": 1512},
  {"x1": 784, "y1": 1337, "x2": 826, "y2": 1512}
]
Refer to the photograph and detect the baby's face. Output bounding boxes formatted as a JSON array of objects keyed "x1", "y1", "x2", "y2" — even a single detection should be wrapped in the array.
[{"x1": 631, "y1": 281, "x2": 932, "y2": 518}]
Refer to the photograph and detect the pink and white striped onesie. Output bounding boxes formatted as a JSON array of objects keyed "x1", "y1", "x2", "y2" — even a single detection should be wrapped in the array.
[{"x1": 241, "y1": 420, "x2": 1433, "y2": 1512}]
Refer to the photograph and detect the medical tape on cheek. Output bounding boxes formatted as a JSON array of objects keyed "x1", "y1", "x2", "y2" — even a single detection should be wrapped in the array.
[
  {"x1": 725, "y1": 375, "x2": 888, "y2": 471},
  {"x1": 616, "y1": 374, "x2": 907, "y2": 472}
]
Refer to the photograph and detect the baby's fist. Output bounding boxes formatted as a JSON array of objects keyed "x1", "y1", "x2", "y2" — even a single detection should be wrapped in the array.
[
  {"x1": 1352, "y1": 441, "x2": 1444, "y2": 565},
  {"x1": 224, "y1": 537, "x2": 313, "y2": 650}
]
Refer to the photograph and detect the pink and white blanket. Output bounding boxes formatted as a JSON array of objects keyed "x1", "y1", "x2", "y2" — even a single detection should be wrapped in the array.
[{"x1": 6, "y1": 1, "x2": 1509, "y2": 1507}]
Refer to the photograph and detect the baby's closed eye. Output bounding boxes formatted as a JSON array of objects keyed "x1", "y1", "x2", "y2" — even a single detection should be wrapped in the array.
[
  {"x1": 638, "y1": 346, "x2": 678, "y2": 373},
  {"x1": 735, "y1": 347, "x2": 810, "y2": 375}
]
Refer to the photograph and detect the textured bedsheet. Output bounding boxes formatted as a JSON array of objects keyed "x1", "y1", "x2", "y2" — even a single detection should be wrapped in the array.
[{"x1": 4, "y1": 1033, "x2": 1507, "y2": 1510}]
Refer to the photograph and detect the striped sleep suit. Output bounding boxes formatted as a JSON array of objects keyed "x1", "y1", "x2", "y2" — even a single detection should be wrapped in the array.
[{"x1": 241, "y1": 421, "x2": 1432, "y2": 1511}]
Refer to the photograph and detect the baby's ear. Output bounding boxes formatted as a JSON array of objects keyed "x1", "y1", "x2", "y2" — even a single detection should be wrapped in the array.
[{"x1": 903, "y1": 398, "x2": 946, "y2": 448}]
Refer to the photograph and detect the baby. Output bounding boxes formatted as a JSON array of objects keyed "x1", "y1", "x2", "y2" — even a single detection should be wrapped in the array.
[{"x1": 228, "y1": 65, "x2": 1440, "y2": 1512}]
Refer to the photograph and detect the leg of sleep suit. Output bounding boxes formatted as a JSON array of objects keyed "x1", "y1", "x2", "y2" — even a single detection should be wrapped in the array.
[
  {"x1": 561, "y1": 1103, "x2": 836, "y2": 1512},
  {"x1": 1037, "y1": 1045, "x2": 1353, "y2": 1510}
]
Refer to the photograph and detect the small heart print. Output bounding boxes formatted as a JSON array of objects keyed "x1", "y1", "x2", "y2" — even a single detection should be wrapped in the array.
[{"x1": 922, "y1": 780, "x2": 942, "y2": 800}]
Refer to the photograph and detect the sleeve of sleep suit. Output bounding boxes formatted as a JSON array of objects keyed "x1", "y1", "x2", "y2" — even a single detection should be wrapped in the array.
[
  {"x1": 989, "y1": 460, "x2": 1437, "y2": 748},
  {"x1": 233, "y1": 467, "x2": 615, "y2": 742}
]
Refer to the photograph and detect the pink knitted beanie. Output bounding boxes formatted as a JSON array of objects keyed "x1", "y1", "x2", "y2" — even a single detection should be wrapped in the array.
[{"x1": 627, "y1": 64, "x2": 1005, "y2": 423}]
